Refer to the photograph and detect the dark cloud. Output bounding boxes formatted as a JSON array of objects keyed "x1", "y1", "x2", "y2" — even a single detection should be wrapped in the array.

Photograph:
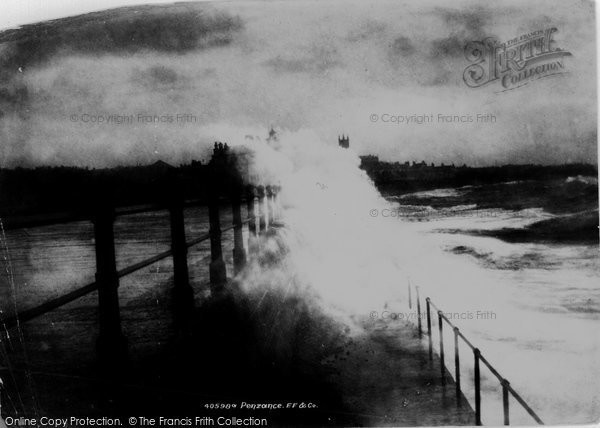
[
  {"x1": 523, "y1": 14, "x2": 555, "y2": 30},
  {"x1": 433, "y1": 7, "x2": 492, "y2": 39},
  {"x1": 0, "y1": 4, "x2": 243, "y2": 72},
  {"x1": 0, "y1": 4, "x2": 242, "y2": 129},
  {"x1": 430, "y1": 35, "x2": 466, "y2": 58},
  {"x1": 425, "y1": 34, "x2": 472, "y2": 86},
  {"x1": 264, "y1": 45, "x2": 341, "y2": 74},
  {"x1": 427, "y1": 6, "x2": 497, "y2": 61},
  {"x1": 389, "y1": 36, "x2": 415, "y2": 57},
  {"x1": 139, "y1": 65, "x2": 179, "y2": 87},
  {"x1": 346, "y1": 20, "x2": 387, "y2": 42}
]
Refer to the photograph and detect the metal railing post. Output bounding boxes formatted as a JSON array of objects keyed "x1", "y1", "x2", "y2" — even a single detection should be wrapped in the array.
[
  {"x1": 93, "y1": 203, "x2": 127, "y2": 368},
  {"x1": 426, "y1": 298, "x2": 432, "y2": 361},
  {"x1": 231, "y1": 188, "x2": 246, "y2": 275},
  {"x1": 438, "y1": 311, "x2": 445, "y2": 386},
  {"x1": 502, "y1": 379, "x2": 510, "y2": 425},
  {"x1": 408, "y1": 281, "x2": 412, "y2": 309},
  {"x1": 416, "y1": 286, "x2": 422, "y2": 338},
  {"x1": 454, "y1": 326, "x2": 461, "y2": 405},
  {"x1": 474, "y1": 348, "x2": 482, "y2": 425}
]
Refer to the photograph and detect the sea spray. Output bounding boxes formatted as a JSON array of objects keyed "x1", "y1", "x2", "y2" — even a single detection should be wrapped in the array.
[
  {"x1": 222, "y1": 128, "x2": 599, "y2": 424},
  {"x1": 228, "y1": 128, "x2": 513, "y2": 320}
]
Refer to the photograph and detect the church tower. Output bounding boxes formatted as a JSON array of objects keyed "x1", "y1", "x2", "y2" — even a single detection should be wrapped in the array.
[{"x1": 338, "y1": 134, "x2": 349, "y2": 149}]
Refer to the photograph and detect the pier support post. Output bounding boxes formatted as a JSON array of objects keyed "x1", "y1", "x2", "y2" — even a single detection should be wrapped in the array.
[
  {"x1": 257, "y1": 185, "x2": 267, "y2": 233},
  {"x1": 273, "y1": 185, "x2": 281, "y2": 220},
  {"x1": 438, "y1": 311, "x2": 445, "y2": 386},
  {"x1": 266, "y1": 185, "x2": 275, "y2": 223},
  {"x1": 169, "y1": 195, "x2": 194, "y2": 326},
  {"x1": 426, "y1": 298, "x2": 432, "y2": 361},
  {"x1": 209, "y1": 190, "x2": 227, "y2": 292},
  {"x1": 246, "y1": 186, "x2": 258, "y2": 254},
  {"x1": 454, "y1": 327, "x2": 461, "y2": 405},
  {"x1": 474, "y1": 348, "x2": 482, "y2": 426},
  {"x1": 232, "y1": 187, "x2": 246, "y2": 275},
  {"x1": 502, "y1": 379, "x2": 510, "y2": 425},
  {"x1": 93, "y1": 204, "x2": 127, "y2": 369}
]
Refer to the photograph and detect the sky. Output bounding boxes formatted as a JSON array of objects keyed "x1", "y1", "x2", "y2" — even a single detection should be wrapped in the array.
[
  {"x1": 0, "y1": 0, "x2": 597, "y2": 167},
  {"x1": 0, "y1": 0, "x2": 171, "y2": 30}
]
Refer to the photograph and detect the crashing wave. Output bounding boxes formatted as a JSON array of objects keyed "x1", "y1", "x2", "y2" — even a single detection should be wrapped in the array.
[
  {"x1": 566, "y1": 175, "x2": 598, "y2": 185},
  {"x1": 399, "y1": 188, "x2": 463, "y2": 199}
]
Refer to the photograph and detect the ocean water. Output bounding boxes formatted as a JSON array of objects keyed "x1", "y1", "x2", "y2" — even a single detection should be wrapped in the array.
[{"x1": 388, "y1": 179, "x2": 600, "y2": 425}]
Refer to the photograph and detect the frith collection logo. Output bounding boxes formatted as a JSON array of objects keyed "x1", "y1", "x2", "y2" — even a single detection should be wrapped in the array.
[{"x1": 463, "y1": 28, "x2": 572, "y2": 90}]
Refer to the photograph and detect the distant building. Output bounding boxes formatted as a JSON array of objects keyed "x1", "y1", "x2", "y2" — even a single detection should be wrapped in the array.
[
  {"x1": 267, "y1": 126, "x2": 278, "y2": 144},
  {"x1": 359, "y1": 155, "x2": 379, "y2": 169},
  {"x1": 338, "y1": 134, "x2": 349, "y2": 149},
  {"x1": 149, "y1": 160, "x2": 175, "y2": 171},
  {"x1": 212, "y1": 141, "x2": 229, "y2": 157},
  {"x1": 358, "y1": 155, "x2": 464, "y2": 184}
]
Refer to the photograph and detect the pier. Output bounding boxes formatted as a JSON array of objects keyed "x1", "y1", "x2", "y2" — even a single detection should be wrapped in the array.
[{"x1": 0, "y1": 144, "x2": 542, "y2": 426}]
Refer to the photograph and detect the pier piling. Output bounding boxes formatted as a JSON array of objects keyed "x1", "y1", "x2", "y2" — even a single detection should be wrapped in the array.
[
  {"x1": 169, "y1": 198, "x2": 194, "y2": 326},
  {"x1": 92, "y1": 202, "x2": 127, "y2": 369},
  {"x1": 232, "y1": 187, "x2": 247, "y2": 275},
  {"x1": 266, "y1": 185, "x2": 276, "y2": 223},
  {"x1": 257, "y1": 186, "x2": 267, "y2": 233},
  {"x1": 209, "y1": 189, "x2": 227, "y2": 292},
  {"x1": 246, "y1": 186, "x2": 258, "y2": 254}
]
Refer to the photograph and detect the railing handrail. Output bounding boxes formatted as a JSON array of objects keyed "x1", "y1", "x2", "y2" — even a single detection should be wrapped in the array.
[
  {"x1": 0, "y1": 197, "x2": 247, "y2": 231},
  {"x1": 0, "y1": 219, "x2": 251, "y2": 329},
  {"x1": 418, "y1": 293, "x2": 544, "y2": 425},
  {"x1": 1, "y1": 160, "x2": 281, "y2": 400}
]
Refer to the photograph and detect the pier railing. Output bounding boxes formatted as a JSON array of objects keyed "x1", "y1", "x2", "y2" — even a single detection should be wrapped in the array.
[
  {"x1": 1, "y1": 179, "x2": 281, "y2": 368},
  {"x1": 409, "y1": 284, "x2": 544, "y2": 426}
]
